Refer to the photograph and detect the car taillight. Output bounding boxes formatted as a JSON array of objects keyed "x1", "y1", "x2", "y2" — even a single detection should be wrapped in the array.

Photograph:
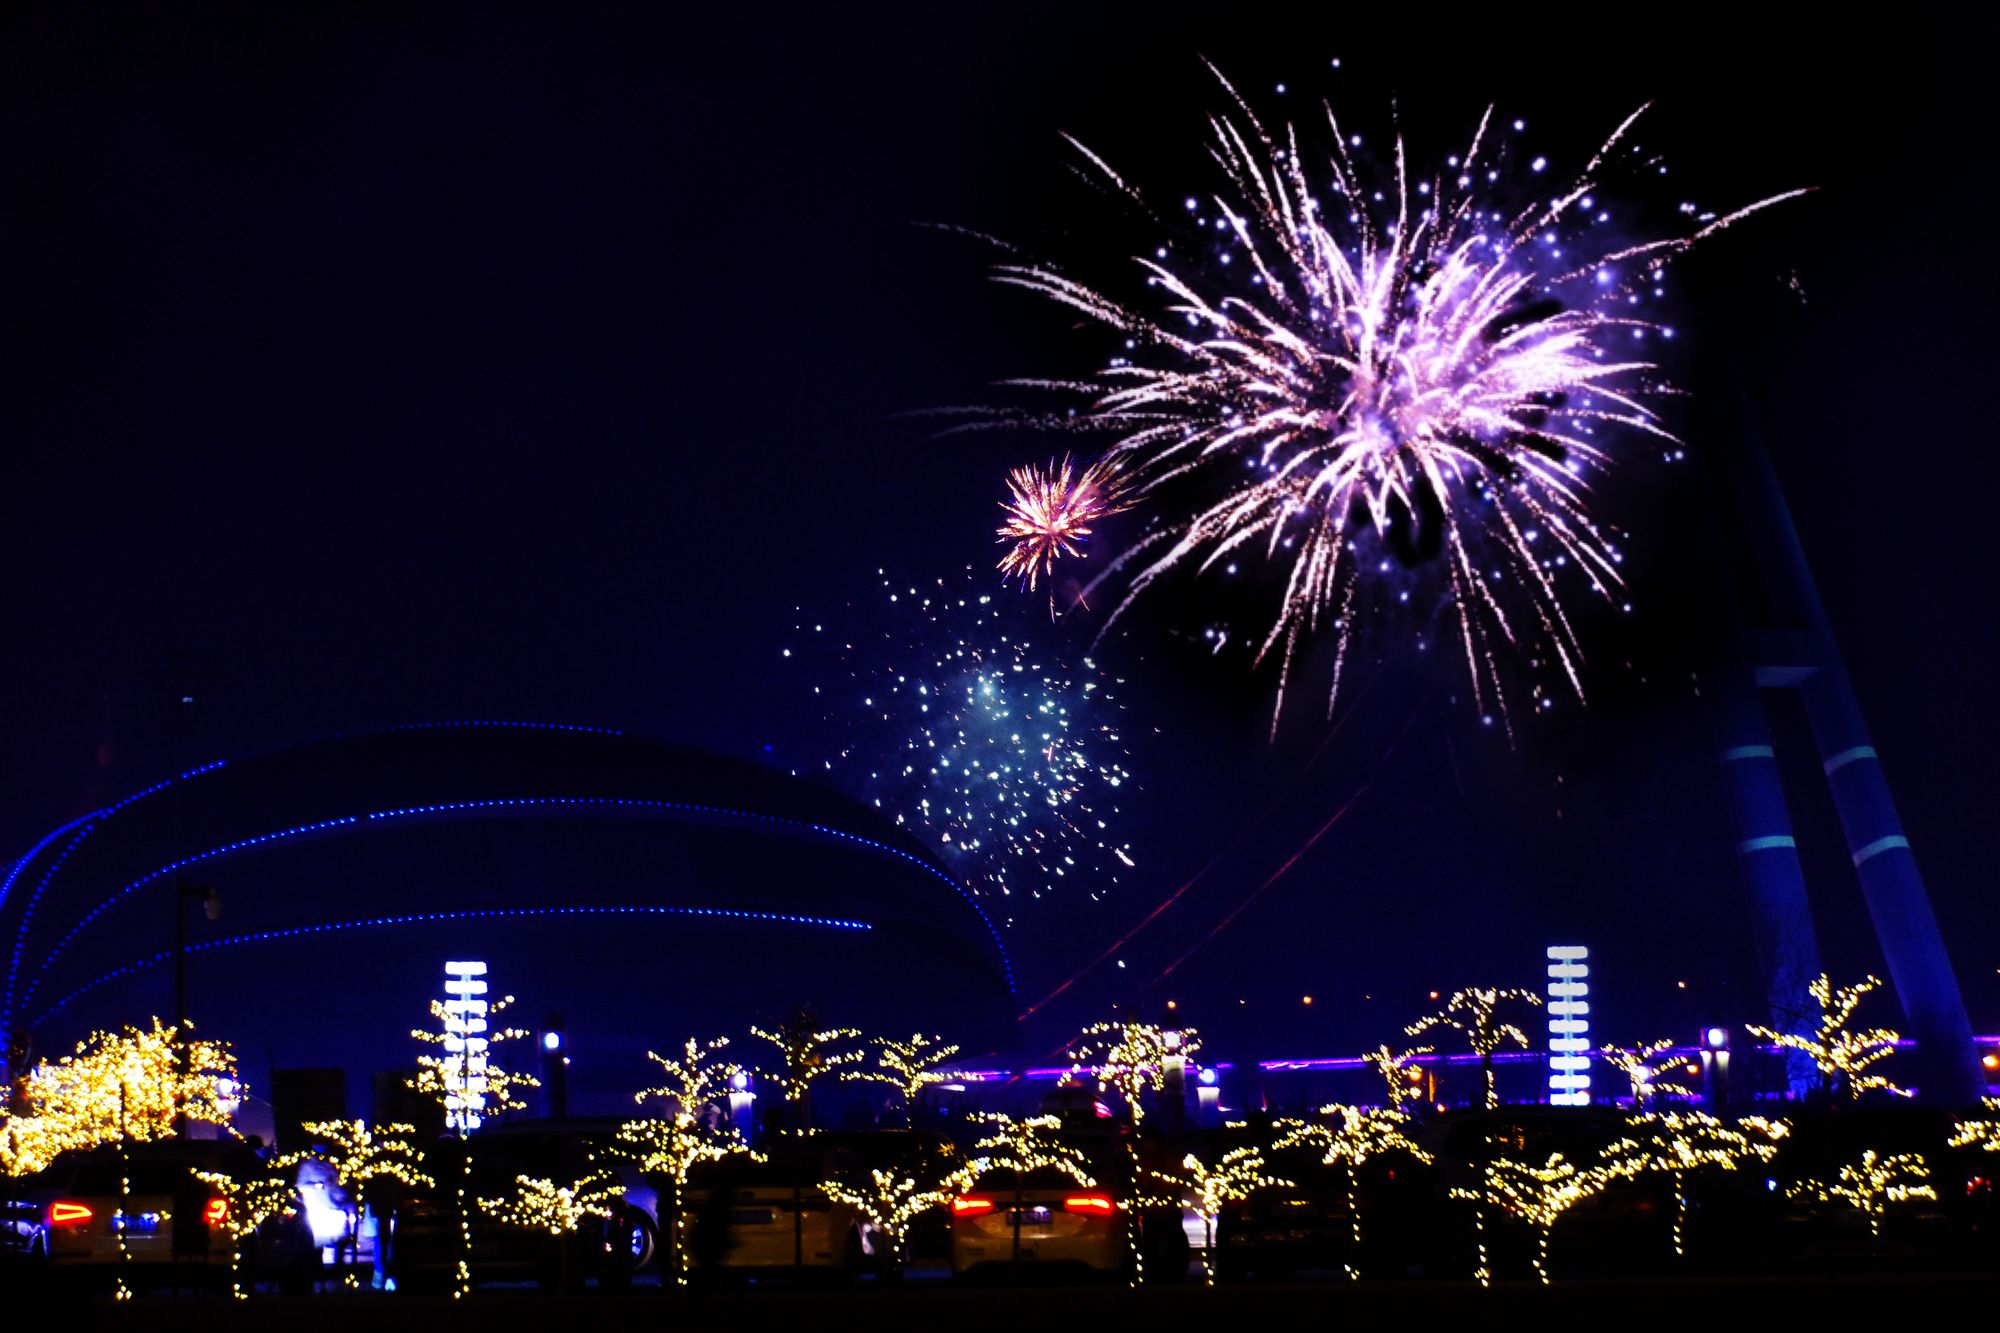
[
  {"x1": 951, "y1": 1197, "x2": 995, "y2": 1216},
  {"x1": 206, "y1": 1198, "x2": 229, "y2": 1225},
  {"x1": 1063, "y1": 1195, "x2": 1117, "y2": 1216},
  {"x1": 49, "y1": 1202, "x2": 92, "y2": 1226}
]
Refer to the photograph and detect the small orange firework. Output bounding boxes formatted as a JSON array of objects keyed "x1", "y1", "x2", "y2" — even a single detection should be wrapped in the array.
[{"x1": 996, "y1": 454, "x2": 1128, "y2": 591}]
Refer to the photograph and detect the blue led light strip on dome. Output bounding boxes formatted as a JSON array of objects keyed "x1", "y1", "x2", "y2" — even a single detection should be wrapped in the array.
[
  {"x1": 23, "y1": 793, "x2": 1014, "y2": 1011},
  {"x1": 3, "y1": 721, "x2": 609, "y2": 923},
  {"x1": 32, "y1": 902, "x2": 871, "y2": 1026}
]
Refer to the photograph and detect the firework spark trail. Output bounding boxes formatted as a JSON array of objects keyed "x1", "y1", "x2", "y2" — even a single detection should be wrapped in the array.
[
  {"x1": 1125, "y1": 684, "x2": 1433, "y2": 1002},
  {"x1": 985, "y1": 66, "x2": 1805, "y2": 732},
  {"x1": 1015, "y1": 663, "x2": 1385, "y2": 1021},
  {"x1": 788, "y1": 569, "x2": 1136, "y2": 921}
]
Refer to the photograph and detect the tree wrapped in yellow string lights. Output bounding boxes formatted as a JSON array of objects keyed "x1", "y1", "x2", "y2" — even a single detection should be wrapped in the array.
[
  {"x1": 481, "y1": 1168, "x2": 623, "y2": 1234},
  {"x1": 616, "y1": 1035, "x2": 757, "y2": 1284},
  {"x1": 479, "y1": 1164, "x2": 624, "y2": 1291},
  {"x1": 1407, "y1": 989, "x2": 1541, "y2": 1110},
  {"x1": 1950, "y1": 1100, "x2": 2000, "y2": 1155},
  {"x1": 292, "y1": 1120, "x2": 432, "y2": 1274},
  {"x1": 1, "y1": 1018, "x2": 238, "y2": 1176},
  {"x1": 1144, "y1": 1146, "x2": 1291, "y2": 1283},
  {"x1": 191, "y1": 1166, "x2": 304, "y2": 1300},
  {"x1": 747, "y1": 1007, "x2": 865, "y2": 1130},
  {"x1": 1617, "y1": 1112, "x2": 1781, "y2": 1257},
  {"x1": 1276, "y1": 1105, "x2": 1430, "y2": 1280},
  {"x1": 409, "y1": 992, "x2": 538, "y2": 1299},
  {"x1": 963, "y1": 1113, "x2": 1096, "y2": 1184},
  {"x1": 1363, "y1": 1043, "x2": 1432, "y2": 1112},
  {"x1": 958, "y1": 1115, "x2": 1109, "y2": 1275},
  {"x1": 821, "y1": 1165, "x2": 959, "y2": 1275},
  {"x1": 1787, "y1": 1149, "x2": 1936, "y2": 1238},
  {"x1": 1746, "y1": 974, "x2": 1910, "y2": 1101},
  {"x1": 1452, "y1": 1145, "x2": 1642, "y2": 1285},
  {"x1": 856, "y1": 1032, "x2": 962, "y2": 1122},
  {"x1": 1070, "y1": 1021, "x2": 1201, "y2": 1125},
  {"x1": 1598, "y1": 1039, "x2": 1696, "y2": 1110}
]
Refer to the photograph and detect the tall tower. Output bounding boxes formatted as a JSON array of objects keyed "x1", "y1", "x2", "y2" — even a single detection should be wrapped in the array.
[{"x1": 1717, "y1": 410, "x2": 1980, "y2": 1105}]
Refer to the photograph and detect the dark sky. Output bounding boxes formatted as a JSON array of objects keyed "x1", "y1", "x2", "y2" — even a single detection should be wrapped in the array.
[{"x1": 1, "y1": 6, "x2": 1992, "y2": 1058}]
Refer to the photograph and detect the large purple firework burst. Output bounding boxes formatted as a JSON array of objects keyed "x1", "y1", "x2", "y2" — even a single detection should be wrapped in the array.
[{"x1": 983, "y1": 68, "x2": 1803, "y2": 731}]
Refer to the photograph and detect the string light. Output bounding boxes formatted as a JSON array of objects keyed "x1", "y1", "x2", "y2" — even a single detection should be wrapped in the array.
[
  {"x1": 1276, "y1": 1105, "x2": 1429, "y2": 1279},
  {"x1": 1362, "y1": 1043, "x2": 1432, "y2": 1111},
  {"x1": 24, "y1": 790, "x2": 1015, "y2": 1015},
  {"x1": 1069, "y1": 1021, "x2": 1202, "y2": 1125},
  {"x1": 192, "y1": 1167, "x2": 304, "y2": 1300},
  {"x1": 1950, "y1": 1099, "x2": 2000, "y2": 1154},
  {"x1": 1616, "y1": 1112, "x2": 1780, "y2": 1256},
  {"x1": 854, "y1": 1032, "x2": 963, "y2": 1119},
  {"x1": 747, "y1": 1014, "x2": 868, "y2": 1124},
  {"x1": 481, "y1": 1168, "x2": 623, "y2": 1234},
  {"x1": 1746, "y1": 974, "x2": 1910, "y2": 1100},
  {"x1": 37, "y1": 903, "x2": 872, "y2": 1027},
  {"x1": 1598, "y1": 1039, "x2": 1698, "y2": 1109},
  {"x1": 289, "y1": 1119, "x2": 432, "y2": 1275},
  {"x1": 1453, "y1": 1146, "x2": 1643, "y2": 1285},
  {"x1": 821, "y1": 1166, "x2": 959, "y2": 1271},
  {"x1": 617, "y1": 1035, "x2": 759, "y2": 1285},
  {"x1": 957, "y1": 1115, "x2": 1112, "y2": 1281},
  {"x1": 1407, "y1": 989, "x2": 1542, "y2": 1110},
  {"x1": 0, "y1": 1018, "x2": 237, "y2": 1177},
  {"x1": 1144, "y1": 1147, "x2": 1291, "y2": 1284},
  {"x1": 963, "y1": 1113, "x2": 1097, "y2": 1185},
  {"x1": 1786, "y1": 1149, "x2": 1936, "y2": 1238},
  {"x1": 409, "y1": 990, "x2": 537, "y2": 1299}
]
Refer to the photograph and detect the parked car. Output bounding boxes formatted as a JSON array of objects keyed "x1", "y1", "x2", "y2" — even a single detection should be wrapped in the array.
[
  {"x1": 950, "y1": 1163, "x2": 1130, "y2": 1281},
  {"x1": 1766, "y1": 1106, "x2": 1971, "y2": 1265},
  {"x1": 683, "y1": 1129, "x2": 955, "y2": 1283},
  {"x1": 1209, "y1": 1133, "x2": 1364, "y2": 1281},
  {"x1": 1420, "y1": 1106, "x2": 1675, "y2": 1278},
  {"x1": 14, "y1": 1139, "x2": 313, "y2": 1292},
  {"x1": 384, "y1": 1125, "x2": 655, "y2": 1292}
]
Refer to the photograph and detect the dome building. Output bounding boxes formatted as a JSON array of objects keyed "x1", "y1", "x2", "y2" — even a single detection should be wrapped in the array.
[{"x1": 0, "y1": 722, "x2": 1014, "y2": 1120}]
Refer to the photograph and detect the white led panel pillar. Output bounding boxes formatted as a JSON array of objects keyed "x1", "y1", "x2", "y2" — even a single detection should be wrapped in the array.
[
  {"x1": 441, "y1": 960, "x2": 490, "y2": 1132},
  {"x1": 1546, "y1": 945, "x2": 1591, "y2": 1106}
]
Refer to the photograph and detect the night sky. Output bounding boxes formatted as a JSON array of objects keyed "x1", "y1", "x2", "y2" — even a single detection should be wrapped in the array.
[{"x1": 2, "y1": 6, "x2": 1992, "y2": 1062}]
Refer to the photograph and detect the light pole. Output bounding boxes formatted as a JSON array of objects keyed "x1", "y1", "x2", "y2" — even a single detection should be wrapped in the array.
[{"x1": 172, "y1": 882, "x2": 219, "y2": 1132}]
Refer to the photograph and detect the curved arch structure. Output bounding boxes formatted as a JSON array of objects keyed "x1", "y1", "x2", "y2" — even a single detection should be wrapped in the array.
[{"x1": 1, "y1": 722, "x2": 1015, "y2": 1056}]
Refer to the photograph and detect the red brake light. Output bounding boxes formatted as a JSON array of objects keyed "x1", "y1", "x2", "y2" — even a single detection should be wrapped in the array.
[
  {"x1": 49, "y1": 1202, "x2": 92, "y2": 1226},
  {"x1": 1063, "y1": 1195, "x2": 1117, "y2": 1216},
  {"x1": 951, "y1": 1197, "x2": 995, "y2": 1216},
  {"x1": 206, "y1": 1198, "x2": 229, "y2": 1225}
]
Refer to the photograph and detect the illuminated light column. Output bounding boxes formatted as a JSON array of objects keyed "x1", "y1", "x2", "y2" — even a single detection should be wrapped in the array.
[
  {"x1": 1724, "y1": 426, "x2": 1982, "y2": 1105},
  {"x1": 440, "y1": 961, "x2": 489, "y2": 1133},
  {"x1": 1717, "y1": 667, "x2": 1824, "y2": 1098},
  {"x1": 1546, "y1": 946, "x2": 1591, "y2": 1106}
]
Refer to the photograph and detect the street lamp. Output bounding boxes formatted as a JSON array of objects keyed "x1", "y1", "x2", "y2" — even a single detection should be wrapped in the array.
[
  {"x1": 1700, "y1": 1024, "x2": 1731, "y2": 1111},
  {"x1": 728, "y1": 1069, "x2": 756, "y2": 1145},
  {"x1": 540, "y1": 1013, "x2": 568, "y2": 1120}
]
